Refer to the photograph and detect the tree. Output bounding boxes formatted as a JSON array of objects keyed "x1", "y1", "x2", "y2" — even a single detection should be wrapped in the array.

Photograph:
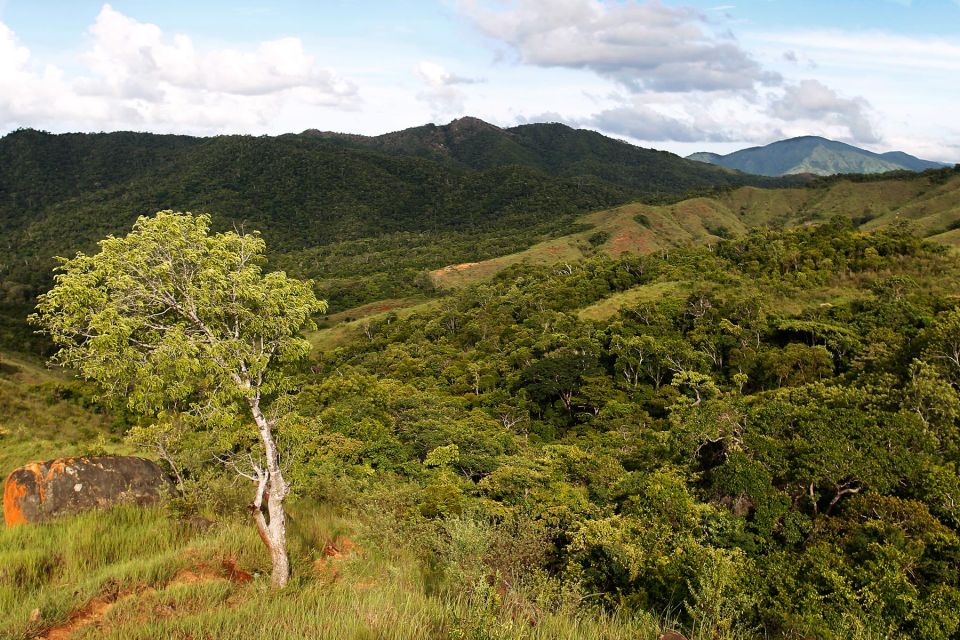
[{"x1": 32, "y1": 211, "x2": 326, "y2": 588}]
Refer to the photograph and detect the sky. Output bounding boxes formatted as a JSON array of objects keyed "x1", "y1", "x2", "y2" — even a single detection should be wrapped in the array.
[{"x1": 0, "y1": 0, "x2": 958, "y2": 161}]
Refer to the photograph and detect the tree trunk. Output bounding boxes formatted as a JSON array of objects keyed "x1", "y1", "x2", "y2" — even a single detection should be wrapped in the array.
[
  {"x1": 265, "y1": 473, "x2": 290, "y2": 587},
  {"x1": 249, "y1": 396, "x2": 291, "y2": 588}
]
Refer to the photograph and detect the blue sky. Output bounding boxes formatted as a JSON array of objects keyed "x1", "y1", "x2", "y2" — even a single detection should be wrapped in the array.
[{"x1": 0, "y1": 1, "x2": 957, "y2": 160}]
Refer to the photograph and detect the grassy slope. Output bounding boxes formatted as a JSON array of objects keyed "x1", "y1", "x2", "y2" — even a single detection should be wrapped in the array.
[
  {"x1": 428, "y1": 172, "x2": 960, "y2": 290},
  {"x1": 1, "y1": 502, "x2": 675, "y2": 640},
  {"x1": 308, "y1": 298, "x2": 441, "y2": 353},
  {"x1": 0, "y1": 353, "x2": 128, "y2": 478}
]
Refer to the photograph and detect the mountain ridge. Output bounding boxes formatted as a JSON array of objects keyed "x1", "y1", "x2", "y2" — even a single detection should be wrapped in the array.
[
  {"x1": 0, "y1": 118, "x2": 798, "y2": 352},
  {"x1": 687, "y1": 135, "x2": 949, "y2": 176},
  {"x1": 301, "y1": 117, "x2": 780, "y2": 193}
]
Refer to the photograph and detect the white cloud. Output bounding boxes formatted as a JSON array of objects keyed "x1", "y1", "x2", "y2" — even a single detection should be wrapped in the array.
[
  {"x1": 0, "y1": 4, "x2": 358, "y2": 134},
  {"x1": 587, "y1": 102, "x2": 740, "y2": 142},
  {"x1": 768, "y1": 79, "x2": 878, "y2": 144},
  {"x1": 455, "y1": 2, "x2": 956, "y2": 156},
  {"x1": 84, "y1": 6, "x2": 354, "y2": 98},
  {"x1": 414, "y1": 61, "x2": 482, "y2": 121},
  {"x1": 459, "y1": 0, "x2": 779, "y2": 93},
  {"x1": 0, "y1": 21, "x2": 122, "y2": 127}
]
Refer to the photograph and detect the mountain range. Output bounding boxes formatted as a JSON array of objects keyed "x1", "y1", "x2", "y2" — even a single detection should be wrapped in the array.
[
  {"x1": 0, "y1": 118, "x2": 797, "y2": 352},
  {"x1": 688, "y1": 136, "x2": 949, "y2": 177},
  {"x1": 304, "y1": 116, "x2": 797, "y2": 193}
]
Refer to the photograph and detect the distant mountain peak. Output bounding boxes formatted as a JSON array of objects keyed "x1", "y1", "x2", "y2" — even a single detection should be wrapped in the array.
[{"x1": 687, "y1": 136, "x2": 947, "y2": 177}]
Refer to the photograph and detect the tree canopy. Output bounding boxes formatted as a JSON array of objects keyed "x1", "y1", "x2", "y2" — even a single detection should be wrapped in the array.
[{"x1": 32, "y1": 211, "x2": 325, "y2": 587}]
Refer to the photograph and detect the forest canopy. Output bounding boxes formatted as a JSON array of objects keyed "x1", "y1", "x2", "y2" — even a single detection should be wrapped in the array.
[{"x1": 164, "y1": 218, "x2": 960, "y2": 638}]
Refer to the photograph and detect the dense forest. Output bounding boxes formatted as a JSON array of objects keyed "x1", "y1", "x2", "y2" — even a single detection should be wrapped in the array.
[
  {"x1": 12, "y1": 218, "x2": 947, "y2": 638},
  {"x1": 273, "y1": 219, "x2": 960, "y2": 638}
]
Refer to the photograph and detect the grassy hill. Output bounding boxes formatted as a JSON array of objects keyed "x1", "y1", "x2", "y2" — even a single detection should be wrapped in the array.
[
  {"x1": 418, "y1": 167, "x2": 960, "y2": 292},
  {"x1": 0, "y1": 352, "x2": 128, "y2": 475}
]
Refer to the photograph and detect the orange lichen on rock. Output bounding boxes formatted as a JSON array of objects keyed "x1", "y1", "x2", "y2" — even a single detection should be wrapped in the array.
[
  {"x1": 2, "y1": 475, "x2": 29, "y2": 527},
  {"x1": 4, "y1": 456, "x2": 171, "y2": 527}
]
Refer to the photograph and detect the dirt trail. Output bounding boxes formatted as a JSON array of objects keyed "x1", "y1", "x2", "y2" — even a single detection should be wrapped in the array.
[
  {"x1": 38, "y1": 599, "x2": 114, "y2": 640},
  {"x1": 35, "y1": 557, "x2": 251, "y2": 639}
]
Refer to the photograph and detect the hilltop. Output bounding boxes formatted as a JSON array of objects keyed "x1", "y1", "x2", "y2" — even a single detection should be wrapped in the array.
[
  {"x1": 688, "y1": 135, "x2": 949, "y2": 176},
  {"x1": 306, "y1": 117, "x2": 790, "y2": 194}
]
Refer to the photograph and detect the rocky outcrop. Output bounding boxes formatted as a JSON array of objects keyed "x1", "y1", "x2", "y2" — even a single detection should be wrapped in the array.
[{"x1": 3, "y1": 456, "x2": 171, "y2": 527}]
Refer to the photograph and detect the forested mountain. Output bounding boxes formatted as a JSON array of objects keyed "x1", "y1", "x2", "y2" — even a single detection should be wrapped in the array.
[
  {"x1": 2, "y1": 123, "x2": 958, "y2": 359},
  {"x1": 0, "y1": 123, "x2": 795, "y2": 354},
  {"x1": 688, "y1": 136, "x2": 949, "y2": 176},
  {"x1": 308, "y1": 117, "x2": 788, "y2": 194}
]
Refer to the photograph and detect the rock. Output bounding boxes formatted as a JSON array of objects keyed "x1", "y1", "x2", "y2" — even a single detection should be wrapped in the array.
[{"x1": 3, "y1": 456, "x2": 171, "y2": 527}]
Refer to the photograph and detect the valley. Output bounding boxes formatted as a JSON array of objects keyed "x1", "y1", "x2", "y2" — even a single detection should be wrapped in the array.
[
  {"x1": 3, "y1": 0, "x2": 960, "y2": 637},
  {"x1": 2, "y1": 121, "x2": 960, "y2": 640}
]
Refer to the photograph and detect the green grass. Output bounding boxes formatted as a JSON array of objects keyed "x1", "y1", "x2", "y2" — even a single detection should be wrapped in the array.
[
  {"x1": 578, "y1": 281, "x2": 688, "y2": 321},
  {"x1": 308, "y1": 299, "x2": 441, "y2": 353},
  {"x1": 0, "y1": 502, "x2": 698, "y2": 640},
  {"x1": 0, "y1": 352, "x2": 129, "y2": 478},
  {"x1": 0, "y1": 505, "x2": 200, "y2": 639}
]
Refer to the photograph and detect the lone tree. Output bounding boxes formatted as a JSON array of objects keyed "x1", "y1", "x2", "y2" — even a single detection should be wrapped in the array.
[{"x1": 32, "y1": 211, "x2": 326, "y2": 588}]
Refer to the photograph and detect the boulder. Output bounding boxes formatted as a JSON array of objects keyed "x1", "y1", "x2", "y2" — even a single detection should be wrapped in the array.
[{"x1": 3, "y1": 456, "x2": 171, "y2": 527}]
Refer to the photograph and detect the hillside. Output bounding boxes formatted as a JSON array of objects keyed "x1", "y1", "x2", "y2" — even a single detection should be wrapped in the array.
[
  {"x1": 4, "y1": 165, "x2": 960, "y2": 640},
  {"x1": 0, "y1": 122, "x2": 800, "y2": 355},
  {"x1": 0, "y1": 351, "x2": 129, "y2": 476},
  {"x1": 422, "y1": 167, "x2": 960, "y2": 290},
  {"x1": 688, "y1": 135, "x2": 949, "y2": 176},
  {"x1": 6, "y1": 220, "x2": 960, "y2": 639}
]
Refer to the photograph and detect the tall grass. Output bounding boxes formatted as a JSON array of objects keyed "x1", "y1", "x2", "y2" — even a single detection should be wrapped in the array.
[
  {"x1": 0, "y1": 502, "x2": 276, "y2": 638},
  {"x1": 0, "y1": 501, "x2": 681, "y2": 640}
]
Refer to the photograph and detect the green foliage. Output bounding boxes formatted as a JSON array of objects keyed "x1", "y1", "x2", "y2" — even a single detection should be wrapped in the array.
[
  {"x1": 294, "y1": 221, "x2": 960, "y2": 638},
  {"x1": 31, "y1": 212, "x2": 324, "y2": 455},
  {"x1": 5, "y1": 143, "x2": 960, "y2": 635},
  {"x1": 633, "y1": 213, "x2": 652, "y2": 228}
]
